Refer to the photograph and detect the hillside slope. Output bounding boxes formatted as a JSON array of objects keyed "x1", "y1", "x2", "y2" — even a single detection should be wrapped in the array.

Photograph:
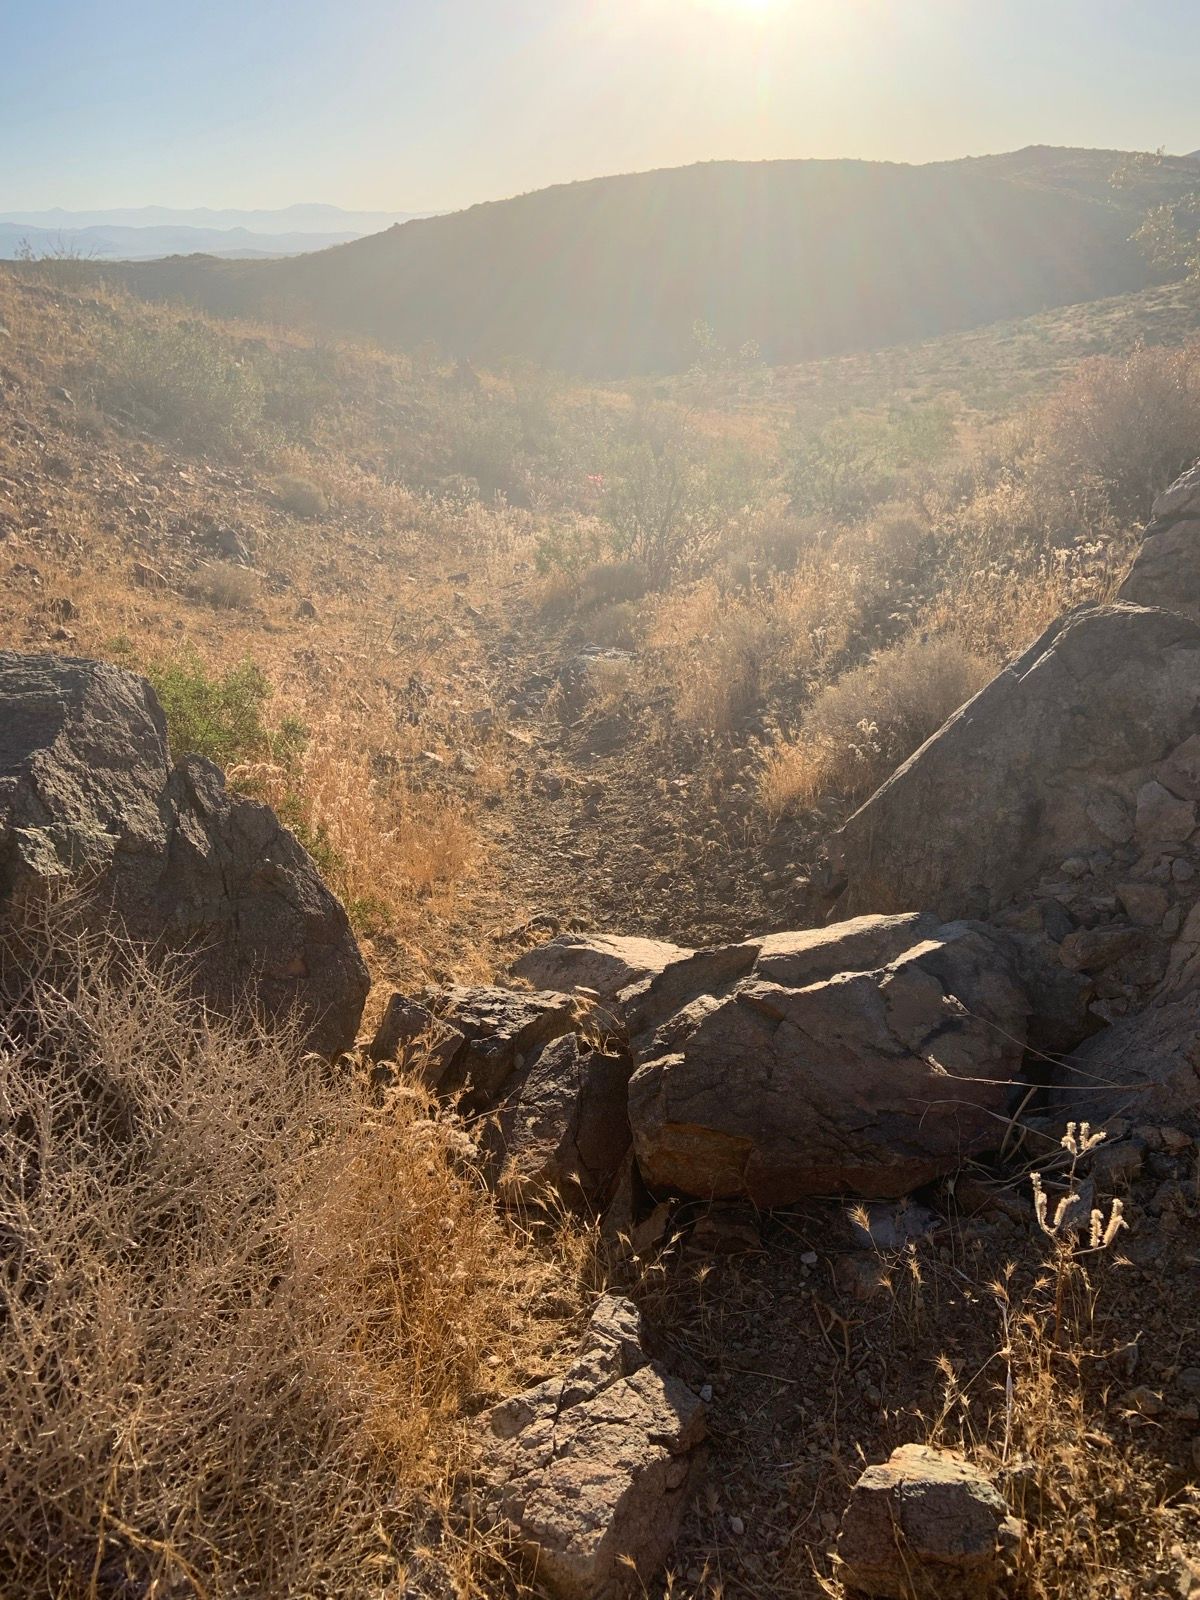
[{"x1": 114, "y1": 148, "x2": 1192, "y2": 376}]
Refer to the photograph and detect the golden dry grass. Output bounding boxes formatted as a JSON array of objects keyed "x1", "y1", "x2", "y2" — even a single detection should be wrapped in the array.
[
  {"x1": 759, "y1": 633, "x2": 994, "y2": 818},
  {"x1": 0, "y1": 914, "x2": 589, "y2": 1598}
]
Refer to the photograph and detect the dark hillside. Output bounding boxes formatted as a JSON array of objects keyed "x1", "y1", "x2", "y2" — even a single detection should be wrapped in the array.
[{"x1": 114, "y1": 150, "x2": 1188, "y2": 376}]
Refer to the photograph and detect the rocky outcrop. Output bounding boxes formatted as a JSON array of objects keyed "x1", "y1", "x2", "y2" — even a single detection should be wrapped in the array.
[
  {"x1": 829, "y1": 604, "x2": 1200, "y2": 924},
  {"x1": 1117, "y1": 461, "x2": 1200, "y2": 616},
  {"x1": 837, "y1": 1444, "x2": 1021, "y2": 1599},
  {"x1": 510, "y1": 931, "x2": 693, "y2": 1002},
  {"x1": 628, "y1": 918, "x2": 1028, "y2": 1203},
  {"x1": 0, "y1": 653, "x2": 367, "y2": 1055},
  {"x1": 480, "y1": 1295, "x2": 706, "y2": 1600},
  {"x1": 367, "y1": 997, "x2": 466, "y2": 1084},
  {"x1": 370, "y1": 984, "x2": 581, "y2": 1110}
]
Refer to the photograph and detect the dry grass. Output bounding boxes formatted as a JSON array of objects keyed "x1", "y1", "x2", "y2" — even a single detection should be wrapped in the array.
[
  {"x1": 759, "y1": 632, "x2": 993, "y2": 818},
  {"x1": 0, "y1": 915, "x2": 586, "y2": 1598},
  {"x1": 924, "y1": 1128, "x2": 1183, "y2": 1600},
  {"x1": 271, "y1": 471, "x2": 329, "y2": 518},
  {"x1": 646, "y1": 562, "x2": 868, "y2": 737}
]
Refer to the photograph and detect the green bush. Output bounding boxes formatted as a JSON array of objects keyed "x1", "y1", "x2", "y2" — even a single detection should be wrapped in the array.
[
  {"x1": 147, "y1": 654, "x2": 297, "y2": 768},
  {"x1": 601, "y1": 405, "x2": 760, "y2": 581},
  {"x1": 101, "y1": 320, "x2": 267, "y2": 453}
]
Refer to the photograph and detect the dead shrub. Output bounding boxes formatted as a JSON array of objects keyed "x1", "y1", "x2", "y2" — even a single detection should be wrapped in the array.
[
  {"x1": 188, "y1": 560, "x2": 261, "y2": 610},
  {"x1": 272, "y1": 471, "x2": 328, "y2": 518},
  {"x1": 0, "y1": 918, "x2": 581, "y2": 1597},
  {"x1": 648, "y1": 580, "x2": 793, "y2": 734},
  {"x1": 587, "y1": 600, "x2": 642, "y2": 649},
  {"x1": 759, "y1": 632, "x2": 993, "y2": 817},
  {"x1": 1029, "y1": 342, "x2": 1200, "y2": 522}
]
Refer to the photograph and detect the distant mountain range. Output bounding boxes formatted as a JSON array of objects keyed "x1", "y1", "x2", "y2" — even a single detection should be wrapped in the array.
[
  {"x1": 0, "y1": 205, "x2": 430, "y2": 262},
  {"x1": 110, "y1": 147, "x2": 1197, "y2": 377}
]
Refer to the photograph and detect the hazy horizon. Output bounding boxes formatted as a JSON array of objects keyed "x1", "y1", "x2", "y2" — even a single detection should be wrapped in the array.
[
  {"x1": 5, "y1": 142, "x2": 1200, "y2": 227},
  {"x1": 6, "y1": 0, "x2": 1200, "y2": 214}
]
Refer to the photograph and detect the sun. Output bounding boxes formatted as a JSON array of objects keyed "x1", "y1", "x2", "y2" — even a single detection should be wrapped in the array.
[{"x1": 702, "y1": 0, "x2": 783, "y2": 16}]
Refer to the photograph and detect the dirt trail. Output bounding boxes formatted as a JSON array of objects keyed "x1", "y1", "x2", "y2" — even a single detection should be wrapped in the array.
[{"x1": 462, "y1": 593, "x2": 815, "y2": 973}]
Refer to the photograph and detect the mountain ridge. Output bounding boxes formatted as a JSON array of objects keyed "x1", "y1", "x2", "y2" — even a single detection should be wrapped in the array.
[{"x1": 110, "y1": 147, "x2": 1193, "y2": 376}]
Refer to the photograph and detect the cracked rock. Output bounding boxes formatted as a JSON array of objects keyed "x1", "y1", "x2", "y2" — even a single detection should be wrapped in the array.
[
  {"x1": 0, "y1": 652, "x2": 367, "y2": 1055},
  {"x1": 628, "y1": 919, "x2": 1028, "y2": 1202},
  {"x1": 482, "y1": 1032, "x2": 633, "y2": 1208},
  {"x1": 481, "y1": 1294, "x2": 706, "y2": 1599}
]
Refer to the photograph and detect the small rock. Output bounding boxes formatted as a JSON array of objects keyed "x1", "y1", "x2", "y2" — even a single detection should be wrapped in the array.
[
  {"x1": 838, "y1": 1443, "x2": 1021, "y2": 1599},
  {"x1": 1135, "y1": 781, "x2": 1196, "y2": 845},
  {"x1": 1116, "y1": 882, "x2": 1170, "y2": 927},
  {"x1": 1121, "y1": 1386, "x2": 1165, "y2": 1416},
  {"x1": 481, "y1": 1295, "x2": 706, "y2": 1600},
  {"x1": 1157, "y1": 734, "x2": 1200, "y2": 801}
]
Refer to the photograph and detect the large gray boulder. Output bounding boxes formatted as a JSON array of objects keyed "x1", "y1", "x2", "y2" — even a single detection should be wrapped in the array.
[
  {"x1": 0, "y1": 653, "x2": 368, "y2": 1055},
  {"x1": 829, "y1": 605, "x2": 1200, "y2": 924},
  {"x1": 481, "y1": 1295, "x2": 706, "y2": 1599},
  {"x1": 628, "y1": 918, "x2": 1028, "y2": 1203}
]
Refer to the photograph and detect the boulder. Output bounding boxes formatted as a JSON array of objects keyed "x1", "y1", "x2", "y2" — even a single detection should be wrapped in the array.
[
  {"x1": 422, "y1": 985, "x2": 580, "y2": 1108},
  {"x1": 510, "y1": 931, "x2": 692, "y2": 1003},
  {"x1": 481, "y1": 1294, "x2": 706, "y2": 1599},
  {"x1": 483, "y1": 1033, "x2": 633, "y2": 1208},
  {"x1": 620, "y1": 917, "x2": 946, "y2": 1043},
  {"x1": 828, "y1": 605, "x2": 1200, "y2": 923},
  {"x1": 1052, "y1": 993, "x2": 1200, "y2": 1129},
  {"x1": 628, "y1": 919, "x2": 1028, "y2": 1203},
  {"x1": 1116, "y1": 461, "x2": 1200, "y2": 617},
  {"x1": 837, "y1": 1443, "x2": 1021, "y2": 1599},
  {"x1": 0, "y1": 653, "x2": 367, "y2": 1055},
  {"x1": 367, "y1": 996, "x2": 465, "y2": 1085}
]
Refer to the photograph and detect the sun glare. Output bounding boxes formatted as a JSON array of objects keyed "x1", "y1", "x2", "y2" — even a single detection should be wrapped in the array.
[{"x1": 691, "y1": 0, "x2": 782, "y2": 15}]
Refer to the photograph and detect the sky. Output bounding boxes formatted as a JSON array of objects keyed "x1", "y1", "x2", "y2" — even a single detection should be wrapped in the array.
[{"x1": 3, "y1": 0, "x2": 1200, "y2": 214}]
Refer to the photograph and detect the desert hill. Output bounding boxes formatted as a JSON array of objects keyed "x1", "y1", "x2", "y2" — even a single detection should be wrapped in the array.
[{"x1": 112, "y1": 146, "x2": 1196, "y2": 376}]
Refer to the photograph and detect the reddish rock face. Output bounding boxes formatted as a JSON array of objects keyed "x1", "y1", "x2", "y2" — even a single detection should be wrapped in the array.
[
  {"x1": 838, "y1": 1443, "x2": 1022, "y2": 1599},
  {"x1": 481, "y1": 1295, "x2": 706, "y2": 1600}
]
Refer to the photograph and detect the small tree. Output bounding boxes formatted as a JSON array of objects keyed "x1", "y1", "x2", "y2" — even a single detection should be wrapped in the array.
[
  {"x1": 601, "y1": 403, "x2": 757, "y2": 582},
  {"x1": 1113, "y1": 147, "x2": 1200, "y2": 283}
]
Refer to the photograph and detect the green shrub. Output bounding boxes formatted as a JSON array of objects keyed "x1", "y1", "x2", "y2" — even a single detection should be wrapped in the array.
[
  {"x1": 601, "y1": 405, "x2": 760, "y2": 581},
  {"x1": 100, "y1": 320, "x2": 267, "y2": 453},
  {"x1": 147, "y1": 654, "x2": 288, "y2": 768}
]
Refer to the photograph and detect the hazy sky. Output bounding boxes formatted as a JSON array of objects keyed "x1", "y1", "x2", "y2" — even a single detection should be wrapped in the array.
[{"x1": 4, "y1": 0, "x2": 1199, "y2": 213}]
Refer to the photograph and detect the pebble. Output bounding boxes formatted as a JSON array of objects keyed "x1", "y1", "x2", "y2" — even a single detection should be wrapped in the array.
[{"x1": 729, "y1": 1515, "x2": 745, "y2": 1536}]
